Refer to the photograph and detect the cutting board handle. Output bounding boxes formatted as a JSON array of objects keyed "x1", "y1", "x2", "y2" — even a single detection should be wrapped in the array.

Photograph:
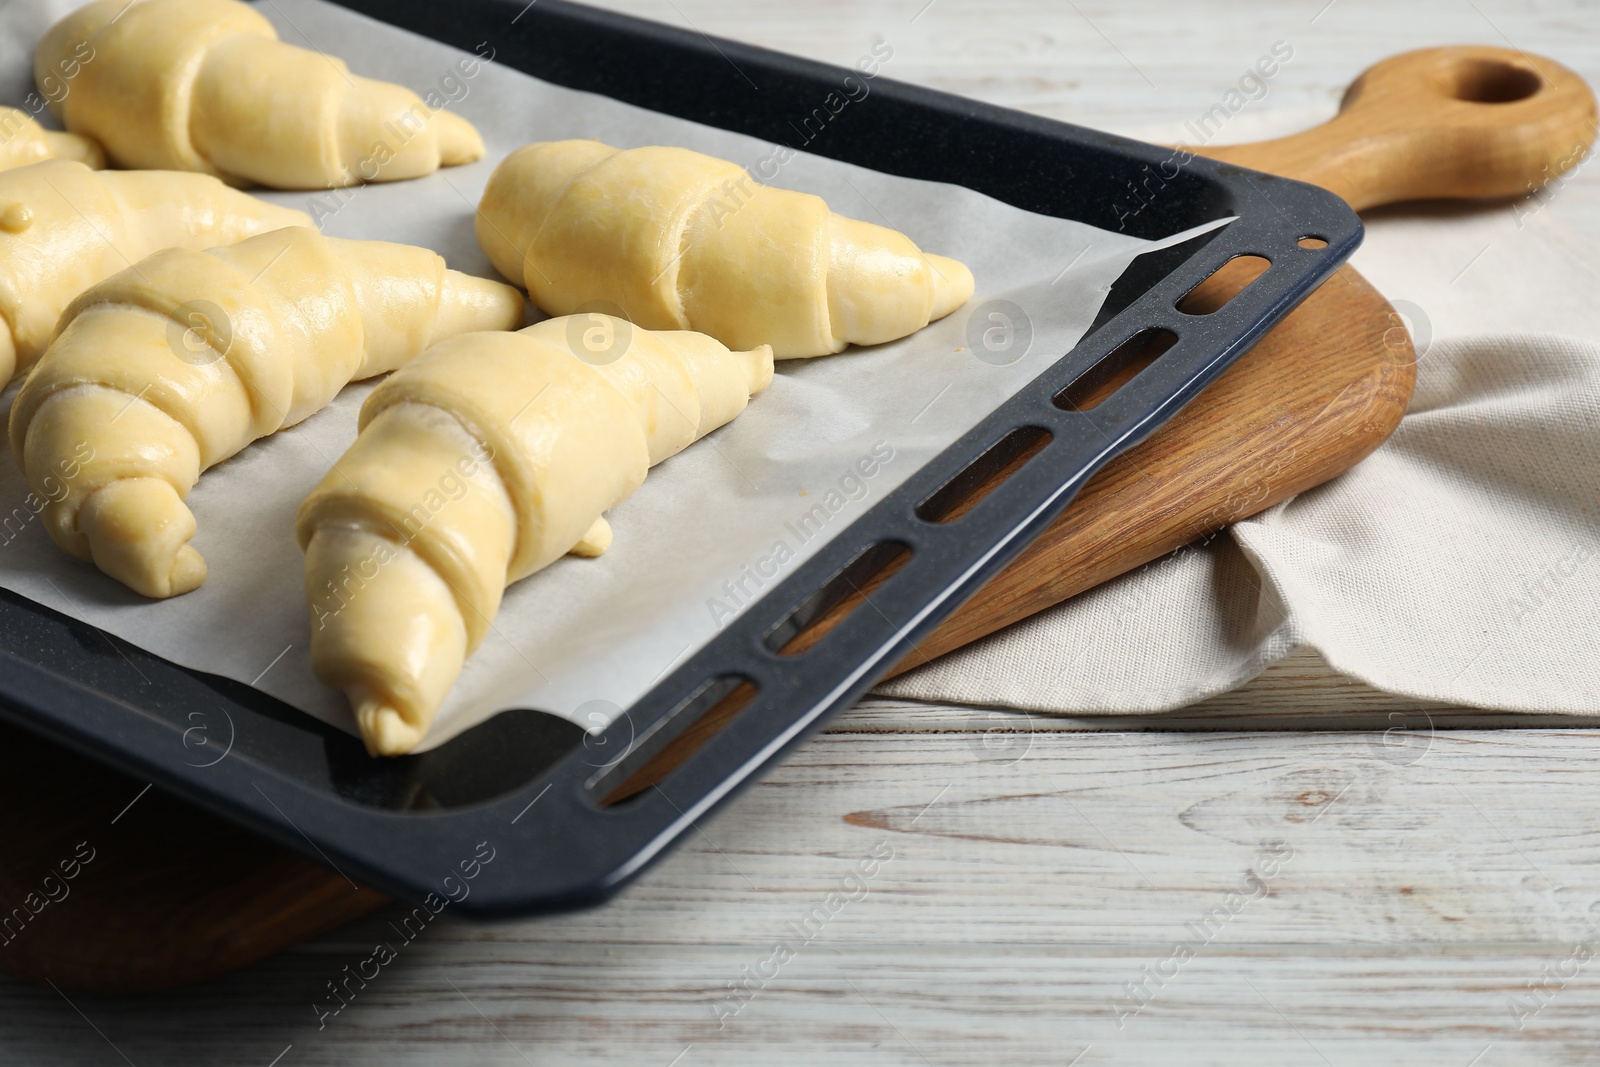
[{"x1": 1196, "y1": 45, "x2": 1598, "y2": 211}]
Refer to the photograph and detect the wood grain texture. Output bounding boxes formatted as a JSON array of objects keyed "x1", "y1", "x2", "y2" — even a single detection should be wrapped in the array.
[
  {"x1": 1201, "y1": 46, "x2": 1599, "y2": 211},
  {"x1": 8, "y1": 713, "x2": 1600, "y2": 1064}
]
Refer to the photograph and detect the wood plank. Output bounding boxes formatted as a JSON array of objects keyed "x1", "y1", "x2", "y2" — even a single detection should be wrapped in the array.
[{"x1": 6, "y1": 724, "x2": 1600, "y2": 1063}]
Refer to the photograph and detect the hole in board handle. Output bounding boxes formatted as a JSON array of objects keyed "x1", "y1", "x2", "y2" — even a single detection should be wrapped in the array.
[
  {"x1": 765, "y1": 541, "x2": 913, "y2": 657},
  {"x1": 592, "y1": 676, "x2": 760, "y2": 806},
  {"x1": 1055, "y1": 328, "x2": 1179, "y2": 411},
  {"x1": 1439, "y1": 58, "x2": 1542, "y2": 104},
  {"x1": 1175, "y1": 254, "x2": 1272, "y2": 316},
  {"x1": 916, "y1": 426, "x2": 1054, "y2": 524}
]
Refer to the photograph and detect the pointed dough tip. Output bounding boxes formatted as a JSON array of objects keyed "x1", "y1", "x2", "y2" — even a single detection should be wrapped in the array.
[
  {"x1": 742, "y1": 345, "x2": 775, "y2": 395},
  {"x1": 570, "y1": 515, "x2": 612, "y2": 557},
  {"x1": 437, "y1": 269, "x2": 526, "y2": 339},
  {"x1": 434, "y1": 110, "x2": 486, "y2": 168},
  {"x1": 925, "y1": 254, "x2": 975, "y2": 323},
  {"x1": 167, "y1": 544, "x2": 208, "y2": 598},
  {"x1": 355, "y1": 697, "x2": 425, "y2": 757},
  {"x1": 80, "y1": 478, "x2": 207, "y2": 598}
]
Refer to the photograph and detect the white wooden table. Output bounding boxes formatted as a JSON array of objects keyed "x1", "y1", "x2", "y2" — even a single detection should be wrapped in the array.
[{"x1": 4, "y1": 1, "x2": 1599, "y2": 1063}]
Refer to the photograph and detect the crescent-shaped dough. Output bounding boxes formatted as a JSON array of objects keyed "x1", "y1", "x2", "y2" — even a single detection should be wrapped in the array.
[
  {"x1": 0, "y1": 160, "x2": 310, "y2": 389},
  {"x1": 36, "y1": 0, "x2": 484, "y2": 189},
  {"x1": 296, "y1": 315, "x2": 773, "y2": 755},
  {"x1": 9, "y1": 226, "x2": 524, "y2": 599},
  {"x1": 477, "y1": 140, "x2": 975, "y2": 358}
]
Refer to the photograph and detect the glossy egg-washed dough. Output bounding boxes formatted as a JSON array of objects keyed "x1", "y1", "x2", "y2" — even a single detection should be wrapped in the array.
[
  {"x1": 9, "y1": 226, "x2": 524, "y2": 599},
  {"x1": 36, "y1": 0, "x2": 484, "y2": 189},
  {"x1": 0, "y1": 160, "x2": 310, "y2": 389},
  {"x1": 0, "y1": 107, "x2": 104, "y2": 171},
  {"x1": 297, "y1": 316, "x2": 773, "y2": 756},
  {"x1": 478, "y1": 140, "x2": 975, "y2": 358}
]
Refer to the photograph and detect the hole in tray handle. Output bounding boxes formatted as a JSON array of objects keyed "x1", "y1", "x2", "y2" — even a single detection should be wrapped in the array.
[
  {"x1": 1055, "y1": 328, "x2": 1180, "y2": 412},
  {"x1": 1175, "y1": 255, "x2": 1273, "y2": 316},
  {"x1": 590, "y1": 675, "x2": 761, "y2": 806},
  {"x1": 916, "y1": 426, "x2": 1055, "y2": 524},
  {"x1": 764, "y1": 541, "x2": 914, "y2": 657}
]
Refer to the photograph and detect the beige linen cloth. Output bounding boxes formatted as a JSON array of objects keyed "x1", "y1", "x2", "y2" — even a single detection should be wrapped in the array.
[{"x1": 882, "y1": 166, "x2": 1600, "y2": 714}]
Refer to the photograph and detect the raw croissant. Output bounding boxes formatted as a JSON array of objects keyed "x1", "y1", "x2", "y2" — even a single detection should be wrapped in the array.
[
  {"x1": 0, "y1": 159, "x2": 310, "y2": 389},
  {"x1": 477, "y1": 140, "x2": 975, "y2": 358},
  {"x1": 297, "y1": 315, "x2": 774, "y2": 755},
  {"x1": 37, "y1": 0, "x2": 484, "y2": 189},
  {"x1": 0, "y1": 107, "x2": 104, "y2": 171},
  {"x1": 9, "y1": 226, "x2": 524, "y2": 599}
]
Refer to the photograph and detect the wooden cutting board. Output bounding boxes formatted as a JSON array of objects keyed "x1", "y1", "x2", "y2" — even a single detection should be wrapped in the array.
[{"x1": 1, "y1": 45, "x2": 1593, "y2": 994}]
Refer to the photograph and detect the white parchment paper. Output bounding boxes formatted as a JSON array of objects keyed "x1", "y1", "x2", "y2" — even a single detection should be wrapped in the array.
[{"x1": 0, "y1": 0, "x2": 1225, "y2": 749}]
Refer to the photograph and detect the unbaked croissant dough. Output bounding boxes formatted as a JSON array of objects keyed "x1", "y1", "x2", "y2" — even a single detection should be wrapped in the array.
[
  {"x1": 37, "y1": 0, "x2": 485, "y2": 189},
  {"x1": 0, "y1": 108, "x2": 104, "y2": 171},
  {"x1": 477, "y1": 140, "x2": 975, "y2": 358},
  {"x1": 0, "y1": 159, "x2": 310, "y2": 389},
  {"x1": 9, "y1": 226, "x2": 524, "y2": 599},
  {"x1": 296, "y1": 315, "x2": 774, "y2": 755}
]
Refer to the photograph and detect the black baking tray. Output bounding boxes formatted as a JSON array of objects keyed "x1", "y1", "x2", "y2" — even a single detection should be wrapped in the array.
[{"x1": 0, "y1": 0, "x2": 1360, "y2": 916}]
